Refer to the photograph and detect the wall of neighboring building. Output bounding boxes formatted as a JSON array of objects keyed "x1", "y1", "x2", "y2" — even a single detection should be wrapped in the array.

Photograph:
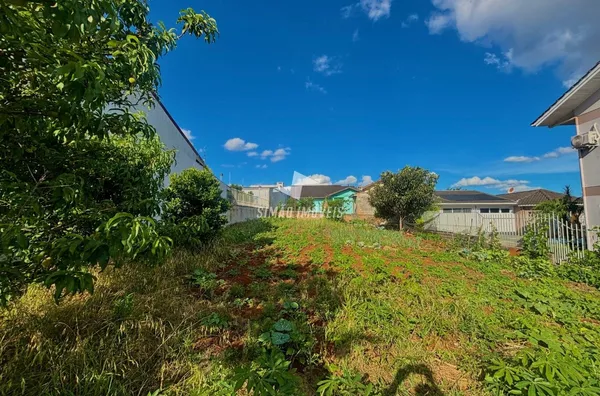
[
  {"x1": 312, "y1": 190, "x2": 356, "y2": 214},
  {"x1": 574, "y1": 87, "x2": 600, "y2": 247},
  {"x1": 138, "y1": 100, "x2": 264, "y2": 224},
  {"x1": 242, "y1": 187, "x2": 271, "y2": 205},
  {"x1": 135, "y1": 101, "x2": 205, "y2": 187},
  {"x1": 355, "y1": 191, "x2": 375, "y2": 217}
]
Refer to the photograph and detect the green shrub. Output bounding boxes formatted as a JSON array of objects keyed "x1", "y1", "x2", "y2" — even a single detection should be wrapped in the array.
[
  {"x1": 232, "y1": 349, "x2": 299, "y2": 395},
  {"x1": 161, "y1": 168, "x2": 230, "y2": 248},
  {"x1": 522, "y1": 221, "x2": 550, "y2": 260},
  {"x1": 0, "y1": 0, "x2": 218, "y2": 304},
  {"x1": 189, "y1": 268, "x2": 224, "y2": 297},
  {"x1": 558, "y1": 250, "x2": 600, "y2": 288}
]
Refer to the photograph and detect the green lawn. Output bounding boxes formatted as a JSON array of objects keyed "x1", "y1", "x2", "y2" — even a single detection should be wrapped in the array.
[{"x1": 1, "y1": 219, "x2": 599, "y2": 395}]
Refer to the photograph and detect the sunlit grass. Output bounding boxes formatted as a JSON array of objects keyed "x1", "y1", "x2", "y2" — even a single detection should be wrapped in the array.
[{"x1": 1, "y1": 218, "x2": 599, "y2": 395}]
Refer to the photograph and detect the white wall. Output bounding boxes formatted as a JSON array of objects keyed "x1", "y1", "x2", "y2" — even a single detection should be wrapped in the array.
[
  {"x1": 131, "y1": 100, "x2": 205, "y2": 188},
  {"x1": 574, "y1": 87, "x2": 600, "y2": 247},
  {"x1": 424, "y1": 211, "x2": 517, "y2": 234}
]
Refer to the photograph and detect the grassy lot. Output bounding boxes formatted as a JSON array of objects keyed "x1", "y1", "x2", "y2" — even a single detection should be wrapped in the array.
[{"x1": 1, "y1": 219, "x2": 599, "y2": 395}]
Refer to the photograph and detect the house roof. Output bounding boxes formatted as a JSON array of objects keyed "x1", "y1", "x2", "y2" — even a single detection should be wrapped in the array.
[
  {"x1": 435, "y1": 190, "x2": 515, "y2": 204},
  {"x1": 299, "y1": 185, "x2": 357, "y2": 199},
  {"x1": 360, "y1": 181, "x2": 380, "y2": 191},
  {"x1": 497, "y1": 189, "x2": 569, "y2": 207},
  {"x1": 532, "y1": 62, "x2": 600, "y2": 127}
]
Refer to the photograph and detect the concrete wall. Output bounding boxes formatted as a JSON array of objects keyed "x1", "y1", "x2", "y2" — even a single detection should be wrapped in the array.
[
  {"x1": 574, "y1": 87, "x2": 600, "y2": 247},
  {"x1": 132, "y1": 101, "x2": 205, "y2": 187},
  {"x1": 355, "y1": 191, "x2": 376, "y2": 217},
  {"x1": 227, "y1": 205, "x2": 263, "y2": 224},
  {"x1": 242, "y1": 187, "x2": 288, "y2": 208}
]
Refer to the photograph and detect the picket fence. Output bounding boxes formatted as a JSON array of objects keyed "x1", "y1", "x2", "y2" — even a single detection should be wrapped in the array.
[{"x1": 422, "y1": 211, "x2": 587, "y2": 263}]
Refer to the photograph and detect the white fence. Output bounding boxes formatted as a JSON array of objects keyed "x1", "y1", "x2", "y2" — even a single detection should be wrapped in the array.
[{"x1": 422, "y1": 211, "x2": 588, "y2": 263}]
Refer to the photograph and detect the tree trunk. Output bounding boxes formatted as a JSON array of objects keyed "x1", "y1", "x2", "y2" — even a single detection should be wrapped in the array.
[{"x1": 398, "y1": 216, "x2": 403, "y2": 231}]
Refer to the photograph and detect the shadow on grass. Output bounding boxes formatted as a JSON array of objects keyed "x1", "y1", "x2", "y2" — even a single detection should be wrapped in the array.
[{"x1": 384, "y1": 363, "x2": 445, "y2": 396}]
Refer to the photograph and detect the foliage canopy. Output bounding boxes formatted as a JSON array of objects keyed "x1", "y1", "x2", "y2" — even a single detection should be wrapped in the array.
[
  {"x1": 368, "y1": 166, "x2": 438, "y2": 229},
  {"x1": 161, "y1": 168, "x2": 231, "y2": 248},
  {"x1": 0, "y1": 0, "x2": 218, "y2": 303}
]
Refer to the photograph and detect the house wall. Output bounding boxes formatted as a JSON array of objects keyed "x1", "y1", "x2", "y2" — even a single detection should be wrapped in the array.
[
  {"x1": 133, "y1": 101, "x2": 205, "y2": 186},
  {"x1": 574, "y1": 87, "x2": 600, "y2": 247},
  {"x1": 242, "y1": 187, "x2": 289, "y2": 208},
  {"x1": 313, "y1": 190, "x2": 356, "y2": 214},
  {"x1": 438, "y1": 203, "x2": 515, "y2": 213},
  {"x1": 355, "y1": 191, "x2": 376, "y2": 217}
]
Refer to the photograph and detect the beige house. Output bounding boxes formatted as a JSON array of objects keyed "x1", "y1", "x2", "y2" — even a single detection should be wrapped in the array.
[{"x1": 532, "y1": 62, "x2": 600, "y2": 248}]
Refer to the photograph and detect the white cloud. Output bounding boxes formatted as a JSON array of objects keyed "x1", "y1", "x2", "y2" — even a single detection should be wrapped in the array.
[
  {"x1": 313, "y1": 55, "x2": 342, "y2": 76},
  {"x1": 352, "y1": 29, "x2": 360, "y2": 42},
  {"x1": 181, "y1": 128, "x2": 194, "y2": 140},
  {"x1": 359, "y1": 0, "x2": 392, "y2": 21},
  {"x1": 336, "y1": 175, "x2": 358, "y2": 185},
  {"x1": 359, "y1": 175, "x2": 374, "y2": 187},
  {"x1": 504, "y1": 155, "x2": 540, "y2": 163},
  {"x1": 341, "y1": 4, "x2": 355, "y2": 18},
  {"x1": 296, "y1": 174, "x2": 332, "y2": 185},
  {"x1": 426, "y1": 0, "x2": 600, "y2": 85},
  {"x1": 260, "y1": 148, "x2": 291, "y2": 163},
  {"x1": 224, "y1": 138, "x2": 258, "y2": 152},
  {"x1": 503, "y1": 146, "x2": 576, "y2": 163},
  {"x1": 341, "y1": 0, "x2": 392, "y2": 21},
  {"x1": 543, "y1": 146, "x2": 576, "y2": 158},
  {"x1": 270, "y1": 148, "x2": 290, "y2": 163},
  {"x1": 260, "y1": 150, "x2": 273, "y2": 159},
  {"x1": 452, "y1": 176, "x2": 534, "y2": 192},
  {"x1": 484, "y1": 50, "x2": 513, "y2": 72},
  {"x1": 247, "y1": 151, "x2": 258, "y2": 157},
  {"x1": 401, "y1": 13, "x2": 419, "y2": 28},
  {"x1": 256, "y1": 164, "x2": 268, "y2": 169},
  {"x1": 305, "y1": 79, "x2": 327, "y2": 94}
]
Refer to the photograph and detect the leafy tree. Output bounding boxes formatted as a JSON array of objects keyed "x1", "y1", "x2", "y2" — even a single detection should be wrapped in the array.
[
  {"x1": 535, "y1": 186, "x2": 583, "y2": 224},
  {"x1": 368, "y1": 167, "x2": 439, "y2": 230},
  {"x1": 0, "y1": 1, "x2": 218, "y2": 303},
  {"x1": 230, "y1": 184, "x2": 243, "y2": 191},
  {"x1": 161, "y1": 168, "x2": 230, "y2": 247},
  {"x1": 298, "y1": 197, "x2": 316, "y2": 210}
]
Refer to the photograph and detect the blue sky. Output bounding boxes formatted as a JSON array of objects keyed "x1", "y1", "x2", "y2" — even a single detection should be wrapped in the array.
[{"x1": 149, "y1": 0, "x2": 599, "y2": 194}]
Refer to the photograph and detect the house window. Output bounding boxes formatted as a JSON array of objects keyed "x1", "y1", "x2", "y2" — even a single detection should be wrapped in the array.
[
  {"x1": 480, "y1": 208, "x2": 510, "y2": 214},
  {"x1": 443, "y1": 208, "x2": 471, "y2": 213}
]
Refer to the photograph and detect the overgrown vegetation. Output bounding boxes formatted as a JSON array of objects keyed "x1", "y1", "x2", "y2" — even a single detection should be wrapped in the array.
[
  {"x1": 2, "y1": 219, "x2": 599, "y2": 395},
  {"x1": 0, "y1": 1, "x2": 220, "y2": 303},
  {"x1": 535, "y1": 185, "x2": 583, "y2": 224}
]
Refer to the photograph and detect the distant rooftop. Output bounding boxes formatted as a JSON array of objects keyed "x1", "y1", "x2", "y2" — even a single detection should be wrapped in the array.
[
  {"x1": 497, "y1": 189, "x2": 572, "y2": 207},
  {"x1": 298, "y1": 185, "x2": 357, "y2": 199},
  {"x1": 435, "y1": 190, "x2": 514, "y2": 204}
]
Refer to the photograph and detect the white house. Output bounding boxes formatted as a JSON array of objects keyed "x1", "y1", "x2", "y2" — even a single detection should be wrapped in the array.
[{"x1": 532, "y1": 61, "x2": 600, "y2": 248}]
